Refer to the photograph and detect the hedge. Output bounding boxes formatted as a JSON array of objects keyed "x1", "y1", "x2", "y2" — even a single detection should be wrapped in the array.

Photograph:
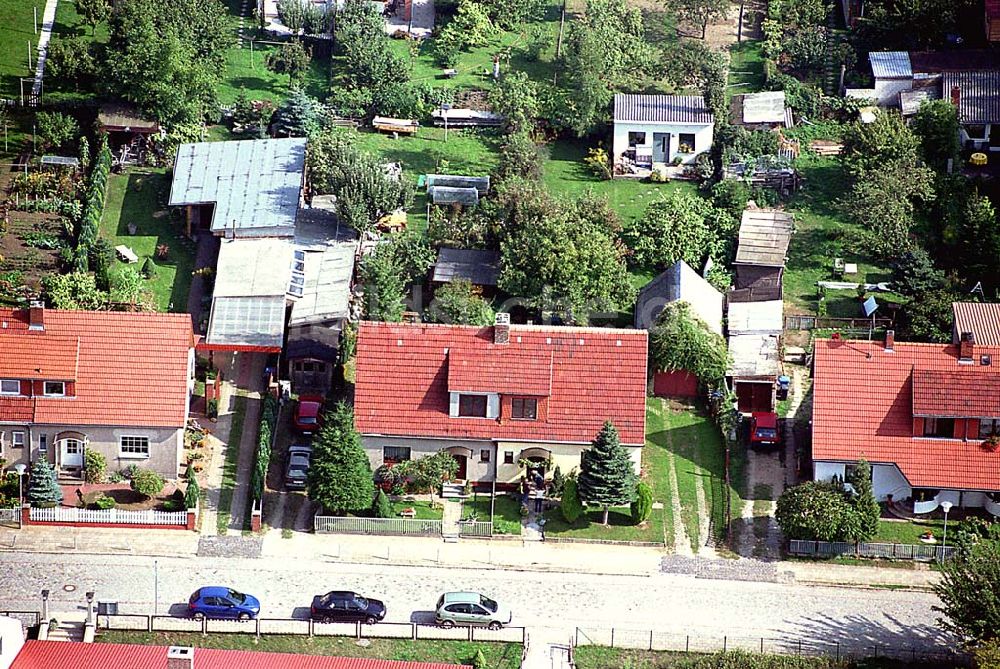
[
  {"x1": 74, "y1": 133, "x2": 112, "y2": 271},
  {"x1": 249, "y1": 393, "x2": 280, "y2": 505}
]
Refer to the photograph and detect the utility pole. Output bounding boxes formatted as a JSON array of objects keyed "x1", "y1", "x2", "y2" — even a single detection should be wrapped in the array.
[
  {"x1": 555, "y1": 0, "x2": 567, "y2": 59},
  {"x1": 737, "y1": 0, "x2": 745, "y2": 42}
]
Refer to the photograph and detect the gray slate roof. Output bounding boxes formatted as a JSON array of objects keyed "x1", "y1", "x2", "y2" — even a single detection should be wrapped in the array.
[
  {"x1": 943, "y1": 71, "x2": 1000, "y2": 124},
  {"x1": 634, "y1": 260, "x2": 723, "y2": 333},
  {"x1": 734, "y1": 209, "x2": 794, "y2": 268},
  {"x1": 169, "y1": 137, "x2": 306, "y2": 236},
  {"x1": 613, "y1": 94, "x2": 713, "y2": 124},
  {"x1": 869, "y1": 51, "x2": 912, "y2": 79},
  {"x1": 432, "y1": 248, "x2": 500, "y2": 286}
]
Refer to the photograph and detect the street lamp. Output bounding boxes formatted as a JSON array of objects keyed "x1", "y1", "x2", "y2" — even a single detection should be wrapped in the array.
[
  {"x1": 85, "y1": 591, "x2": 95, "y2": 626},
  {"x1": 41, "y1": 589, "x2": 50, "y2": 623},
  {"x1": 441, "y1": 103, "x2": 452, "y2": 143},
  {"x1": 940, "y1": 500, "x2": 953, "y2": 561},
  {"x1": 14, "y1": 463, "x2": 27, "y2": 529}
]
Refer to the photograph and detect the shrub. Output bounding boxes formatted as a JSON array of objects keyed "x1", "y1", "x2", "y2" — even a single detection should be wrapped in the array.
[
  {"x1": 630, "y1": 481, "x2": 653, "y2": 524},
  {"x1": 83, "y1": 449, "x2": 106, "y2": 484},
  {"x1": 162, "y1": 499, "x2": 183, "y2": 512},
  {"x1": 550, "y1": 466, "x2": 566, "y2": 498},
  {"x1": 560, "y1": 478, "x2": 584, "y2": 523},
  {"x1": 184, "y1": 476, "x2": 200, "y2": 509},
  {"x1": 583, "y1": 147, "x2": 611, "y2": 180},
  {"x1": 93, "y1": 494, "x2": 116, "y2": 510},
  {"x1": 130, "y1": 468, "x2": 165, "y2": 499},
  {"x1": 471, "y1": 649, "x2": 487, "y2": 669},
  {"x1": 206, "y1": 398, "x2": 219, "y2": 419},
  {"x1": 372, "y1": 488, "x2": 392, "y2": 518},
  {"x1": 141, "y1": 258, "x2": 157, "y2": 279},
  {"x1": 775, "y1": 480, "x2": 855, "y2": 542}
]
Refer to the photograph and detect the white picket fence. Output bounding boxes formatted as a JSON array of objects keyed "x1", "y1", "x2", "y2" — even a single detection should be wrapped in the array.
[
  {"x1": 29, "y1": 506, "x2": 188, "y2": 526},
  {"x1": 314, "y1": 515, "x2": 443, "y2": 535}
]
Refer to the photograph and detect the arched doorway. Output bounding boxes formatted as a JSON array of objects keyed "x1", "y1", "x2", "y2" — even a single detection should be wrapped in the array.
[{"x1": 443, "y1": 446, "x2": 473, "y2": 481}]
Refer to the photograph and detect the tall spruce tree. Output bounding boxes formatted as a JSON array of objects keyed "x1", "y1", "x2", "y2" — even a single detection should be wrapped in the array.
[
  {"x1": 577, "y1": 421, "x2": 637, "y2": 524},
  {"x1": 846, "y1": 459, "x2": 880, "y2": 542},
  {"x1": 27, "y1": 459, "x2": 63, "y2": 507},
  {"x1": 306, "y1": 402, "x2": 374, "y2": 514}
]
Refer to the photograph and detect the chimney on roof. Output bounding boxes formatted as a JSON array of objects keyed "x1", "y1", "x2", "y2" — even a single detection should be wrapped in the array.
[
  {"x1": 960, "y1": 331, "x2": 975, "y2": 361},
  {"x1": 28, "y1": 299, "x2": 44, "y2": 331},
  {"x1": 884, "y1": 329, "x2": 894, "y2": 352},
  {"x1": 167, "y1": 646, "x2": 194, "y2": 669},
  {"x1": 494, "y1": 312, "x2": 510, "y2": 345},
  {"x1": 950, "y1": 85, "x2": 961, "y2": 108},
  {"x1": 401, "y1": 311, "x2": 420, "y2": 324}
]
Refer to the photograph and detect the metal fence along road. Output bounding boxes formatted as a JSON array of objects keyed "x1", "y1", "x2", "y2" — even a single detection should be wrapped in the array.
[
  {"x1": 98, "y1": 614, "x2": 526, "y2": 645},
  {"x1": 313, "y1": 515, "x2": 443, "y2": 536},
  {"x1": 788, "y1": 539, "x2": 956, "y2": 562},
  {"x1": 574, "y1": 627, "x2": 967, "y2": 665},
  {"x1": 457, "y1": 521, "x2": 493, "y2": 537},
  {"x1": 0, "y1": 508, "x2": 19, "y2": 526}
]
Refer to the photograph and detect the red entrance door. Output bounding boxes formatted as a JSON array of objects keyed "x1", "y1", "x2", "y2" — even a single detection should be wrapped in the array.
[{"x1": 455, "y1": 455, "x2": 468, "y2": 480}]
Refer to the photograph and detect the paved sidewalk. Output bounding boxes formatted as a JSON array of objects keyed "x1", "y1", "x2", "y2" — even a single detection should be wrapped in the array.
[{"x1": 32, "y1": 0, "x2": 58, "y2": 97}]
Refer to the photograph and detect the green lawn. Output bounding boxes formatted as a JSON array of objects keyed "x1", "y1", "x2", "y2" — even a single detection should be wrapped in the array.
[
  {"x1": 650, "y1": 398, "x2": 743, "y2": 553},
  {"x1": 781, "y1": 148, "x2": 894, "y2": 315},
  {"x1": 389, "y1": 499, "x2": 443, "y2": 520},
  {"x1": 99, "y1": 168, "x2": 194, "y2": 313},
  {"x1": 462, "y1": 494, "x2": 522, "y2": 535},
  {"x1": 542, "y1": 505, "x2": 665, "y2": 543},
  {"x1": 727, "y1": 40, "x2": 766, "y2": 100},
  {"x1": 574, "y1": 647, "x2": 929, "y2": 669},
  {"x1": 0, "y1": 0, "x2": 45, "y2": 100},
  {"x1": 220, "y1": 38, "x2": 329, "y2": 105},
  {"x1": 874, "y1": 518, "x2": 946, "y2": 545},
  {"x1": 97, "y1": 632, "x2": 521, "y2": 669}
]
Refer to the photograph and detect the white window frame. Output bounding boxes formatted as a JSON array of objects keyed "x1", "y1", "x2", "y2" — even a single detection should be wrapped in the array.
[
  {"x1": 38, "y1": 434, "x2": 47, "y2": 453},
  {"x1": 0, "y1": 379, "x2": 20, "y2": 395},
  {"x1": 43, "y1": 381, "x2": 65, "y2": 397},
  {"x1": 11, "y1": 431, "x2": 25, "y2": 448},
  {"x1": 119, "y1": 435, "x2": 150, "y2": 459}
]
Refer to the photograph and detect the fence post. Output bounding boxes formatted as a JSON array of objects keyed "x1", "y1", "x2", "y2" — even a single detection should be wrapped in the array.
[
  {"x1": 649, "y1": 629, "x2": 654, "y2": 651},
  {"x1": 611, "y1": 628, "x2": 615, "y2": 648},
  {"x1": 723, "y1": 636, "x2": 727, "y2": 652},
  {"x1": 355, "y1": 621, "x2": 361, "y2": 639},
  {"x1": 412, "y1": 623, "x2": 417, "y2": 640},
  {"x1": 686, "y1": 636, "x2": 689, "y2": 653},
  {"x1": 201, "y1": 616, "x2": 207, "y2": 636},
  {"x1": 574, "y1": 628, "x2": 578, "y2": 646},
  {"x1": 255, "y1": 618, "x2": 260, "y2": 640},
  {"x1": 760, "y1": 638, "x2": 764, "y2": 654},
  {"x1": 467, "y1": 625, "x2": 473, "y2": 641},
  {"x1": 797, "y1": 640, "x2": 802, "y2": 656},
  {"x1": 308, "y1": 618, "x2": 313, "y2": 638},
  {"x1": 836, "y1": 642, "x2": 840, "y2": 661}
]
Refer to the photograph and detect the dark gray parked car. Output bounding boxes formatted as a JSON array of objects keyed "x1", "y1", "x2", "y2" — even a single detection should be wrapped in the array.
[{"x1": 284, "y1": 443, "x2": 312, "y2": 490}]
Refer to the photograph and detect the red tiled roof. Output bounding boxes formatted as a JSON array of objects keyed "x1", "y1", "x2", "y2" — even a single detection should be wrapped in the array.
[
  {"x1": 11, "y1": 641, "x2": 468, "y2": 669},
  {"x1": 912, "y1": 369, "x2": 1000, "y2": 417},
  {"x1": 0, "y1": 308, "x2": 193, "y2": 428},
  {"x1": 448, "y1": 348, "x2": 553, "y2": 396},
  {"x1": 812, "y1": 338, "x2": 1000, "y2": 490},
  {"x1": 953, "y1": 302, "x2": 1000, "y2": 345},
  {"x1": 355, "y1": 322, "x2": 647, "y2": 445}
]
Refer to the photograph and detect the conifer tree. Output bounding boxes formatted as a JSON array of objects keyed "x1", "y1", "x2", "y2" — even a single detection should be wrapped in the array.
[
  {"x1": 307, "y1": 402, "x2": 374, "y2": 514},
  {"x1": 27, "y1": 459, "x2": 63, "y2": 507},
  {"x1": 577, "y1": 421, "x2": 637, "y2": 524}
]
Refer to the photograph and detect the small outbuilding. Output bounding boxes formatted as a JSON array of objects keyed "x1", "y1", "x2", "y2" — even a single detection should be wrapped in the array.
[
  {"x1": 733, "y1": 208, "x2": 794, "y2": 295},
  {"x1": 634, "y1": 260, "x2": 723, "y2": 333},
  {"x1": 730, "y1": 91, "x2": 792, "y2": 130},
  {"x1": 612, "y1": 94, "x2": 714, "y2": 173},
  {"x1": 432, "y1": 248, "x2": 500, "y2": 294}
]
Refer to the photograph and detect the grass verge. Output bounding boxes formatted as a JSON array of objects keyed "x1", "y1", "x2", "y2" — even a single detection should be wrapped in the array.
[
  {"x1": 99, "y1": 168, "x2": 195, "y2": 312},
  {"x1": 216, "y1": 395, "x2": 248, "y2": 535},
  {"x1": 573, "y1": 647, "x2": 945, "y2": 669},
  {"x1": 462, "y1": 495, "x2": 522, "y2": 535},
  {"x1": 97, "y1": 631, "x2": 521, "y2": 669}
]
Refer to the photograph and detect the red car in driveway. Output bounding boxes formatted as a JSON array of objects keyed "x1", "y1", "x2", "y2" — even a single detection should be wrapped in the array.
[
  {"x1": 749, "y1": 412, "x2": 780, "y2": 447},
  {"x1": 294, "y1": 395, "x2": 324, "y2": 434}
]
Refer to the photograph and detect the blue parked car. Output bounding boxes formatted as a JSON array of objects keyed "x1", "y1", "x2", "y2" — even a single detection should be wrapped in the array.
[{"x1": 187, "y1": 587, "x2": 261, "y2": 621}]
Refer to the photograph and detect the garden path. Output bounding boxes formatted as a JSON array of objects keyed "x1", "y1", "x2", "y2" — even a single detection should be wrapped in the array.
[
  {"x1": 693, "y1": 473, "x2": 717, "y2": 557},
  {"x1": 31, "y1": 0, "x2": 57, "y2": 97},
  {"x1": 664, "y1": 427, "x2": 694, "y2": 556}
]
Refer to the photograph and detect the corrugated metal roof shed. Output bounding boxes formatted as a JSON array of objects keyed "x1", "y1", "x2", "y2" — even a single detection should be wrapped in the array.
[
  {"x1": 869, "y1": 51, "x2": 912, "y2": 79},
  {"x1": 613, "y1": 94, "x2": 714, "y2": 124},
  {"x1": 727, "y1": 299, "x2": 784, "y2": 335},
  {"x1": 169, "y1": 138, "x2": 306, "y2": 236},
  {"x1": 289, "y1": 241, "x2": 358, "y2": 326},
  {"x1": 943, "y1": 71, "x2": 1000, "y2": 124},
  {"x1": 426, "y1": 174, "x2": 491, "y2": 195},
  {"x1": 742, "y1": 91, "x2": 786, "y2": 124},
  {"x1": 432, "y1": 248, "x2": 500, "y2": 286},
  {"x1": 953, "y1": 302, "x2": 1000, "y2": 345},
  {"x1": 214, "y1": 238, "x2": 294, "y2": 298},
  {"x1": 634, "y1": 260, "x2": 723, "y2": 333},
  {"x1": 734, "y1": 209, "x2": 794, "y2": 268},
  {"x1": 11, "y1": 640, "x2": 469, "y2": 669}
]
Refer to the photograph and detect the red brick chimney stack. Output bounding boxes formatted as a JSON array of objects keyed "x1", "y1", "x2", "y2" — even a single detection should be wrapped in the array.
[
  {"x1": 167, "y1": 646, "x2": 194, "y2": 669},
  {"x1": 884, "y1": 329, "x2": 894, "y2": 352},
  {"x1": 28, "y1": 300, "x2": 44, "y2": 331},
  {"x1": 494, "y1": 312, "x2": 510, "y2": 345},
  {"x1": 960, "y1": 331, "x2": 975, "y2": 361}
]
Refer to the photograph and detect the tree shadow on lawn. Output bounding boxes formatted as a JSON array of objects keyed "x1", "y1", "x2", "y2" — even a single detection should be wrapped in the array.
[{"x1": 228, "y1": 76, "x2": 287, "y2": 97}]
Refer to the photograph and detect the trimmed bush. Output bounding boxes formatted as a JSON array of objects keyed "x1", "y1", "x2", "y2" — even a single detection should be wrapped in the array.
[
  {"x1": 630, "y1": 481, "x2": 653, "y2": 524},
  {"x1": 93, "y1": 494, "x2": 116, "y2": 510},
  {"x1": 184, "y1": 476, "x2": 200, "y2": 509},
  {"x1": 372, "y1": 488, "x2": 392, "y2": 518},
  {"x1": 250, "y1": 393, "x2": 280, "y2": 505},
  {"x1": 560, "y1": 478, "x2": 584, "y2": 524},
  {"x1": 83, "y1": 449, "x2": 107, "y2": 484},
  {"x1": 130, "y1": 468, "x2": 165, "y2": 499}
]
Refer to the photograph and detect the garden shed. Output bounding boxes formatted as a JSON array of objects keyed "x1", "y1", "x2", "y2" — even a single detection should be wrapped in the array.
[
  {"x1": 431, "y1": 248, "x2": 500, "y2": 292},
  {"x1": 634, "y1": 260, "x2": 722, "y2": 333},
  {"x1": 733, "y1": 208, "x2": 794, "y2": 294},
  {"x1": 612, "y1": 94, "x2": 714, "y2": 173}
]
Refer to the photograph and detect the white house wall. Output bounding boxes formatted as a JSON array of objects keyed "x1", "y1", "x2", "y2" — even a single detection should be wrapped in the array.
[
  {"x1": 612, "y1": 121, "x2": 714, "y2": 166},
  {"x1": 871, "y1": 464, "x2": 911, "y2": 501},
  {"x1": 494, "y1": 440, "x2": 642, "y2": 485}
]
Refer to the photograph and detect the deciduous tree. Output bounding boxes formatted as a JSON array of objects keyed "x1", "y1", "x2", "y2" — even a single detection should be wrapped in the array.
[
  {"x1": 428, "y1": 280, "x2": 496, "y2": 326},
  {"x1": 76, "y1": 0, "x2": 111, "y2": 33},
  {"x1": 488, "y1": 71, "x2": 539, "y2": 134},
  {"x1": 577, "y1": 421, "x2": 637, "y2": 525},
  {"x1": 35, "y1": 111, "x2": 80, "y2": 152},
  {"x1": 625, "y1": 189, "x2": 734, "y2": 269},
  {"x1": 913, "y1": 99, "x2": 960, "y2": 171},
  {"x1": 266, "y1": 40, "x2": 312, "y2": 83},
  {"x1": 670, "y1": 0, "x2": 729, "y2": 39},
  {"x1": 934, "y1": 538, "x2": 1000, "y2": 642},
  {"x1": 306, "y1": 402, "x2": 375, "y2": 514}
]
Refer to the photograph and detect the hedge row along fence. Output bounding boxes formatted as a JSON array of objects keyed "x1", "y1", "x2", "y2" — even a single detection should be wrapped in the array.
[
  {"x1": 74, "y1": 134, "x2": 112, "y2": 272},
  {"x1": 250, "y1": 393, "x2": 280, "y2": 504}
]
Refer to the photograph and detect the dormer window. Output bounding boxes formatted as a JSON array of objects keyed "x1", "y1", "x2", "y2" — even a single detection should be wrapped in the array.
[
  {"x1": 459, "y1": 394, "x2": 488, "y2": 418},
  {"x1": 511, "y1": 398, "x2": 538, "y2": 420},
  {"x1": 980, "y1": 419, "x2": 1000, "y2": 439},
  {"x1": 43, "y1": 381, "x2": 65, "y2": 397},
  {"x1": 0, "y1": 379, "x2": 19, "y2": 395},
  {"x1": 923, "y1": 417, "x2": 955, "y2": 439}
]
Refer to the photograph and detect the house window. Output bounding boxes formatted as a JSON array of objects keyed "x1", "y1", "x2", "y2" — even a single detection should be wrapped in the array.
[
  {"x1": 38, "y1": 435, "x2": 47, "y2": 453},
  {"x1": 43, "y1": 381, "x2": 65, "y2": 397},
  {"x1": 384, "y1": 446, "x2": 411, "y2": 464},
  {"x1": 980, "y1": 419, "x2": 1000, "y2": 438},
  {"x1": 923, "y1": 417, "x2": 955, "y2": 438},
  {"x1": 511, "y1": 398, "x2": 538, "y2": 420},
  {"x1": 503, "y1": 451, "x2": 514, "y2": 464},
  {"x1": 480, "y1": 449, "x2": 491, "y2": 463},
  {"x1": 12, "y1": 431, "x2": 25, "y2": 449},
  {"x1": 0, "y1": 379, "x2": 19, "y2": 395},
  {"x1": 627, "y1": 131, "x2": 646, "y2": 146},
  {"x1": 677, "y1": 133, "x2": 696, "y2": 154},
  {"x1": 119, "y1": 436, "x2": 150, "y2": 458},
  {"x1": 458, "y1": 394, "x2": 488, "y2": 418}
]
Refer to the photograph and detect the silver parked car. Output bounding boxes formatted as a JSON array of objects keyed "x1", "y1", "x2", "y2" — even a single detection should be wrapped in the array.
[
  {"x1": 435, "y1": 592, "x2": 511, "y2": 630},
  {"x1": 284, "y1": 443, "x2": 313, "y2": 490}
]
